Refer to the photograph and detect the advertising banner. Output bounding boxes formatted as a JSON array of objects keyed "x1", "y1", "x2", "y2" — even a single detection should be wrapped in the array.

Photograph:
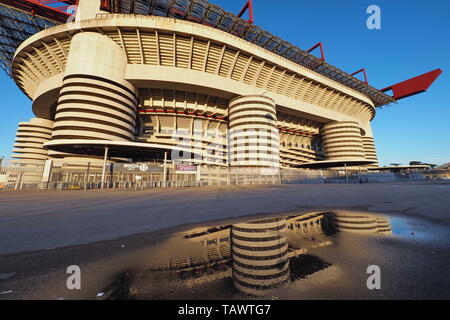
[
  {"x1": 175, "y1": 165, "x2": 198, "y2": 174},
  {"x1": 112, "y1": 163, "x2": 164, "y2": 173}
]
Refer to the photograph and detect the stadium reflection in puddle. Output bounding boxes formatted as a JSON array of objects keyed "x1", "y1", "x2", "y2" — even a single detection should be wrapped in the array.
[{"x1": 106, "y1": 211, "x2": 392, "y2": 299}]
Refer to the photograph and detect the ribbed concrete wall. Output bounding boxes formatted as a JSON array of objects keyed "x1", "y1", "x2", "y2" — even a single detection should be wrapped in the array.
[
  {"x1": 52, "y1": 32, "x2": 138, "y2": 143},
  {"x1": 229, "y1": 95, "x2": 280, "y2": 167},
  {"x1": 53, "y1": 75, "x2": 137, "y2": 141},
  {"x1": 231, "y1": 217, "x2": 290, "y2": 295},
  {"x1": 12, "y1": 118, "x2": 54, "y2": 164},
  {"x1": 321, "y1": 121, "x2": 365, "y2": 160},
  {"x1": 362, "y1": 136, "x2": 379, "y2": 166}
]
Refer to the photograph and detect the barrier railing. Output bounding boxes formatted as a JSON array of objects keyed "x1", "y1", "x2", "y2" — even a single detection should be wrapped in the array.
[{"x1": 0, "y1": 159, "x2": 424, "y2": 191}]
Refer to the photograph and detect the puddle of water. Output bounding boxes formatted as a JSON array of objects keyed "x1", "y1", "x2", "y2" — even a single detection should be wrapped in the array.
[
  {"x1": 390, "y1": 215, "x2": 450, "y2": 244},
  {"x1": 100, "y1": 210, "x2": 398, "y2": 299}
]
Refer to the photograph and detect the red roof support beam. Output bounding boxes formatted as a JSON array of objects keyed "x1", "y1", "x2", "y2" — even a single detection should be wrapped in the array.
[
  {"x1": 381, "y1": 69, "x2": 443, "y2": 100},
  {"x1": 0, "y1": 0, "x2": 72, "y2": 23},
  {"x1": 351, "y1": 68, "x2": 368, "y2": 84},
  {"x1": 306, "y1": 42, "x2": 325, "y2": 61},
  {"x1": 100, "y1": 0, "x2": 112, "y2": 12},
  {"x1": 237, "y1": 0, "x2": 254, "y2": 24}
]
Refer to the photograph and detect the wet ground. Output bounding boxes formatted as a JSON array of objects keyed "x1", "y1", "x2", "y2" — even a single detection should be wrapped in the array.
[
  {"x1": 1, "y1": 182, "x2": 450, "y2": 255},
  {"x1": 1, "y1": 208, "x2": 450, "y2": 300}
]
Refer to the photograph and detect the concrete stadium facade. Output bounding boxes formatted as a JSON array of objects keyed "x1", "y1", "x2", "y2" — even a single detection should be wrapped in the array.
[{"x1": 10, "y1": 0, "x2": 383, "y2": 169}]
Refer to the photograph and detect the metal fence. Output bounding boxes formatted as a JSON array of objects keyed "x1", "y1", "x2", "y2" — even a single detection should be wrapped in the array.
[
  {"x1": 0, "y1": 158, "x2": 423, "y2": 191},
  {"x1": 0, "y1": 159, "x2": 45, "y2": 190}
]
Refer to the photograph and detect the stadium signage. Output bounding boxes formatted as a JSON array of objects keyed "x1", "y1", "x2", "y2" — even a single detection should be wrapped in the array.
[
  {"x1": 175, "y1": 165, "x2": 197, "y2": 174},
  {"x1": 112, "y1": 163, "x2": 163, "y2": 173}
]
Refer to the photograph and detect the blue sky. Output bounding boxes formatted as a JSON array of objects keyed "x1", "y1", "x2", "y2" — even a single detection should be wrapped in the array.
[{"x1": 1, "y1": 0, "x2": 449, "y2": 165}]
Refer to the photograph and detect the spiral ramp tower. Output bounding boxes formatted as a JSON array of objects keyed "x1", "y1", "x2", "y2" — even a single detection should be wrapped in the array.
[
  {"x1": 321, "y1": 121, "x2": 366, "y2": 161},
  {"x1": 362, "y1": 136, "x2": 379, "y2": 167},
  {"x1": 10, "y1": 118, "x2": 54, "y2": 184},
  {"x1": 12, "y1": 118, "x2": 54, "y2": 164},
  {"x1": 52, "y1": 33, "x2": 138, "y2": 143},
  {"x1": 228, "y1": 95, "x2": 280, "y2": 168},
  {"x1": 45, "y1": 31, "x2": 138, "y2": 167}
]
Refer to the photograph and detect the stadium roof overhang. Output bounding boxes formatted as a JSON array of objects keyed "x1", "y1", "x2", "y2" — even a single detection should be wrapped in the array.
[
  {"x1": 368, "y1": 165, "x2": 432, "y2": 172},
  {"x1": 44, "y1": 139, "x2": 174, "y2": 159},
  {"x1": 0, "y1": 0, "x2": 405, "y2": 107},
  {"x1": 294, "y1": 159, "x2": 376, "y2": 169},
  {"x1": 0, "y1": 0, "x2": 441, "y2": 107}
]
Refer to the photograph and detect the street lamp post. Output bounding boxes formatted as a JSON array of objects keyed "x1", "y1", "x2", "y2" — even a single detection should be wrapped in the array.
[
  {"x1": 344, "y1": 163, "x2": 349, "y2": 183},
  {"x1": 101, "y1": 146, "x2": 109, "y2": 189},
  {"x1": 163, "y1": 151, "x2": 168, "y2": 187}
]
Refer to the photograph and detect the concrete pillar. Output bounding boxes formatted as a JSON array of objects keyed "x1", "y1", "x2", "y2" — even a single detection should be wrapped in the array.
[
  {"x1": 101, "y1": 146, "x2": 109, "y2": 189},
  {"x1": 228, "y1": 95, "x2": 280, "y2": 168},
  {"x1": 231, "y1": 217, "x2": 290, "y2": 296}
]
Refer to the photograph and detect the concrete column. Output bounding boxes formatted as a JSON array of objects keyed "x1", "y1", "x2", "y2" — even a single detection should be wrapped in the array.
[
  {"x1": 163, "y1": 151, "x2": 168, "y2": 187},
  {"x1": 101, "y1": 146, "x2": 109, "y2": 189}
]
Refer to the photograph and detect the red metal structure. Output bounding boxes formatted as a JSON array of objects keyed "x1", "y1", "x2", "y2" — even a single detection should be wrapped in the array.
[
  {"x1": 306, "y1": 42, "x2": 325, "y2": 61},
  {"x1": 0, "y1": 0, "x2": 74, "y2": 22},
  {"x1": 100, "y1": 0, "x2": 112, "y2": 12},
  {"x1": 237, "y1": 0, "x2": 253, "y2": 24},
  {"x1": 381, "y1": 69, "x2": 443, "y2": 101},
  {"x1": 351, "y1": 68, "x2": 369, "y2": 84}
]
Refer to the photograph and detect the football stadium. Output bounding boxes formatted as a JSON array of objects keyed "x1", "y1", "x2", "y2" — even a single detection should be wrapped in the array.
[{"x1": 0, "y1": 0, "x2": 442, "y2": 188}]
